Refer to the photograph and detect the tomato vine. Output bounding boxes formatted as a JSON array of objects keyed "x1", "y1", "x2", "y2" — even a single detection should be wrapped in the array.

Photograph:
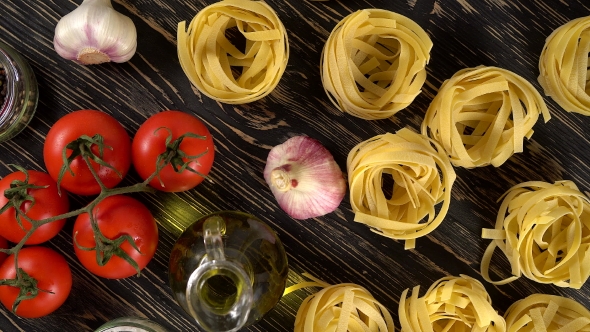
[{"x1": 0, "y1": 112, "x2": 212, "y2": 314}]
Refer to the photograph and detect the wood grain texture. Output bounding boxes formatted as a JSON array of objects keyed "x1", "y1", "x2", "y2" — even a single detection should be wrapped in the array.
[{"x1": 1, "y1": 0, "x2": 590, "y2": 331}]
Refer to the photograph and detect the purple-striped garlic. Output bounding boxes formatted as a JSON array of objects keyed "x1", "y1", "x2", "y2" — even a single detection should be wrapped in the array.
[
  {"x1": 53, "y1": 0, "x2": 137, "y2": 65},
  {"x1": 263, "y1": 136, "x2": 347, "y2": 220}
]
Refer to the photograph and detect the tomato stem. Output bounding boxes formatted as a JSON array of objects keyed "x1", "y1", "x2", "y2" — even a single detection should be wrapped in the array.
[
  {"x1": 56, "y1": 134, "x2": 122, "y2": 195},
  {"x1": 73, "y1": 209, "x2": 143, "y2": 276},
  {"x1": 145, "y1": 128, "x2": 209, "y2": 188},
  {"x1": 0, "y1": 267, "x2": 53, "y2": 313},
  {"x1": 0, "y1": 166, "x2": 49, "y2": 232}
]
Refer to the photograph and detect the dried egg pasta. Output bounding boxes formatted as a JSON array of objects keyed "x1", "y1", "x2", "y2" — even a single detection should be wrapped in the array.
[
  {"x1": 504, "y1": 294, "x2": 590, "y2": 332},
  {"x1": 421, "y1": 66, "x2": 550, "y2": 168},
  {"x1": 538, "y1": 16, "x2": 590, "y2": 116},
  {"x1": 399, "y1": 275, "x2": 506, "y2": 332},
  {"x1": 347, "y1": 128, "x2": 456, "y2": 249},
  {"x1": 481, "y1": 180, "x2": 590, "y2": 289},
  {"x1": 321, "y1": 9, "x2": 432, "y2": 120},
  {"x1": 177, "y1": 0, "x2": 289, "y2": 104},
  {"x1": 289, "y1": 274, "x2": 395, "y2": 332}
]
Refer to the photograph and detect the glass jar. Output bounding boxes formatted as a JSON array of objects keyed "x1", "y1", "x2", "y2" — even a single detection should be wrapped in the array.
[
  {"x1": 0, "y1": 41, "x2": 38, "y2": 143},
  {"x1": 169, "y1": 211, "x2": 289, "y2": 332},
  {"x1": 94, "y1": 317, "x2": 168, "y2": 332}
]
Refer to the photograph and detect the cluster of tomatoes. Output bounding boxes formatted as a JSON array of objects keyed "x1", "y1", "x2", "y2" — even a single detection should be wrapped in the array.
[{"x1": 0, "y1": 109, "x2": 215, "y2": 318}]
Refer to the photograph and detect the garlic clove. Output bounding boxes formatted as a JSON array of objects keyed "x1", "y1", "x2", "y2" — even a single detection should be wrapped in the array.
[
  {"x1": 263, "y1": 136, "x2": 347, "y2": 220},
  {"x1": 53, "y1": 0, "x2": 137, "y2": 65}
]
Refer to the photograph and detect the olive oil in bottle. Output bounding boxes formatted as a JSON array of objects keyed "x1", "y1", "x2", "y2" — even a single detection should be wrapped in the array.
[{"x1": 168, "y1": 211, "x2": 288, "y2": 332}]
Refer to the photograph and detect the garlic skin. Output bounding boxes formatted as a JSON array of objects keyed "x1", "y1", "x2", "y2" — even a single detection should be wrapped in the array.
[
  {"x1": 263, "y1": 136, "x2": 347, "y2": 220},
  {"x1": 53, "y1": 0, "x2": 137, "y2": 65}
]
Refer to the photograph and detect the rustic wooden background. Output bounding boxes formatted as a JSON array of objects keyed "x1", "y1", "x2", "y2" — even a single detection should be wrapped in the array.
[{"x1": 1, "y1": 0, "x2": 590, "y2": 331}]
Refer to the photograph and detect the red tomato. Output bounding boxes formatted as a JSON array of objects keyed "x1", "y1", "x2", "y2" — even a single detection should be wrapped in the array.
[
  {"x1": 73, "y1": 195, "x2": 158, "y2": 279},
  {"x1": 0, "y1": 170, "x2": 69, "y2": 244},
  {"x1": 132, "y1": 110, "x2": 215, "y2": 192},
  {"x1": 43, "y1": 110, "x2": 131, "y2": 196},
  {"x1": 0, "y1": 246, "x2": 72, "y2": 318}
]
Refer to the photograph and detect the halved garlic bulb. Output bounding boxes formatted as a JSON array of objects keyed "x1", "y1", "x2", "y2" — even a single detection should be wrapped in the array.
[
  {"x1": 263, "y1": 136, "x2": 347, "y2": 220},
  {"x1": 53, "y1": 0, "x2": 137, "y2": 65}
]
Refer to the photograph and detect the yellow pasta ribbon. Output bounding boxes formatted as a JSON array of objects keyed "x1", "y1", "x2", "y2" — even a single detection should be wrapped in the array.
[
  {"x1": 505, "y1": 294, "x2": 590, "y2": 332},
  {"x1": 421, "y1": 66, "x2": 550, "y2": 168},
  {"x1": 288, "y1": 273, "x2": 395, "y2": 332},
  {"x1": 538, "y1": 16, "x2": 590, "y2": 116},
  {"x1": 177, "y1": 0, "x2": 289, "y2": 104},
  {"x1": 481, "y1": 180, "x2": 590, "y2": 289},
  {"x1": 321, "y1": 9, "x2": 432, "y2": 120},
  {"x1": 399, "y1": 275, "x2": 506, "y2": 332},
  {"x1": 346, "y1": 128, "x2": 456, "y2": 250}
]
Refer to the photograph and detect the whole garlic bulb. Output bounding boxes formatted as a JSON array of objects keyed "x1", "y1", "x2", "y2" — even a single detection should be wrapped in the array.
[
  {"x1": 53, "y1": 0, "x2": 137, "y2": 65},
  {"x1": 264, "y1": 136, "x2": 347, "y2": 220}
]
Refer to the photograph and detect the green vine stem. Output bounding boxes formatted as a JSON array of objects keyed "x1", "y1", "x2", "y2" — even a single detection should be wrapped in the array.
[
  {"x1": 153, "y1": 127, "x2": 208, "y2": 187},
  {"x1": 0, "y1": 130, "x2": 209, "y2": 313}
]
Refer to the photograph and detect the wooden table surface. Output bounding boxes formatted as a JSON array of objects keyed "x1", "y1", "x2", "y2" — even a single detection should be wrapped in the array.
[{"x1": 1, "y1": 0, "x2": 590, "y2": 331}]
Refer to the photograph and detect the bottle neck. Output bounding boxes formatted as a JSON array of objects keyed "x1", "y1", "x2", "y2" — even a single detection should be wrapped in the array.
[
  {"x1": 186, "y1": 260, "x2": 253, "y2": 332},
  {"x1": 186, "y1": 215, "x2": 253, "y2": 332}
]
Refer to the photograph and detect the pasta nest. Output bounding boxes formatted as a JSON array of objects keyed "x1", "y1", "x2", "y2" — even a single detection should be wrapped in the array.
[
  {"x1": 538, "y1": 16, "x2": 590, "y2": 116},
  {"x1": 320, "y1": 9, "x2": 432, "y2": 120},
  {"x1": 504, "y1": 294, "x2": 590, "y2": 332},
  {"x1": 481, "y1": 180, "x2": 590, "y2": 289},
  {"x1": 399, "y1": 275, "x2": 506, "y2": 332},
  {"x1": 177, "y1": 0, "x2": 289, "y2": 104},
  {"x1": 291, "y1": 275, "x2": 395, "y2": 332},
  {"x1": 421, "y1": 66, "x2": 550, "y2": 168},
  {"x1": 347, "y1": 128, "x2": 456, "y2": 250}
]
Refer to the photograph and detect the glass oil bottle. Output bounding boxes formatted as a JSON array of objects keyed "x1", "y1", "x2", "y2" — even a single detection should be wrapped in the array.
[{"x1": 168, "y1": 211, "x2": 288, "y2": 332}]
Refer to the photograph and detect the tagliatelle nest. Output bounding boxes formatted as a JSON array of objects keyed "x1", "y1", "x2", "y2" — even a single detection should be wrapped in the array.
[
  {"x1": 320, "y1": 9, "x2": 432, "y2": 120},
  {"x1": 421, "y1": 66, "x2": 550, "y2": 168},
  {"x1": 346, "y1": 128, "x2": 456, "y2": 250},
  {"x1": 504, "y1": 294, "x2": 590, "y2": 332},
  {"x1": 538, "y1": 16, "x2": 590, "y2": 116},
  {"x1": 177, "y1": 0, "x2": 289, "y2": 104},
  {"x1": 481, "y1": 180, "x2": 590, "y2": 289},
  {"x1": 286, "y1": 274, "x2": 395, "y2": 332},
  {"x1": 399, "y1": 275, "x2": 506, "y2": 332}
]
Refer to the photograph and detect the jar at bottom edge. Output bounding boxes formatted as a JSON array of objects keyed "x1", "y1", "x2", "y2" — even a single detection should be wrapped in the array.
[{"x1": 94, "y1": 316, "x2": 168, "y2": 332}]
